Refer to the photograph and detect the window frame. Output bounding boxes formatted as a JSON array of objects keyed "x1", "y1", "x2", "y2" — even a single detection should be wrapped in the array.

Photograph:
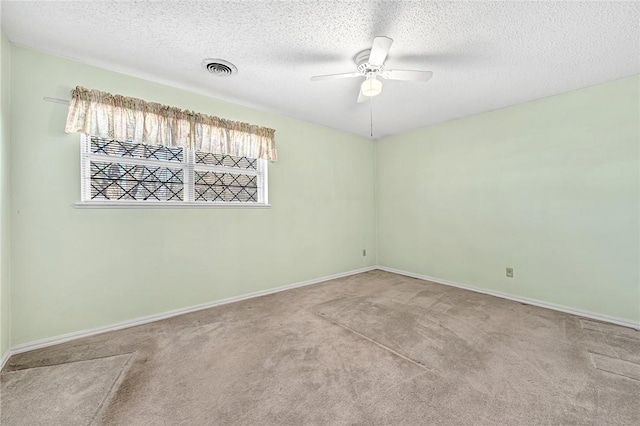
[{"x1": 76, "y1": 135, "x2": 270, "y2": 209}]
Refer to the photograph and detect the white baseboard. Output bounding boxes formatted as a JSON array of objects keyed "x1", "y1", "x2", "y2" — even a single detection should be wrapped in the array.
[
  {"x1": 377, "y1": 266, "x2": 640, "y2": 330},
  {"x1": 4, "y1": 264, "x2": 637, "y2": 370},
  {"x1": 1, "y1": 266, "x2": 376, "y2": 370}
]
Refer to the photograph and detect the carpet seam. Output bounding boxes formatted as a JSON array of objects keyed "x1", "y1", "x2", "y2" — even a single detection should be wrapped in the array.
[
  {"x1": 580, "y1": 327, "x2": 640, "y2": 342},
  {"x1": 588, "y1": 350, "x2": 640, "y2": 367},
  {"x1": 315, "y1": 312, "x2": 436, "y2": 374},
  {"x1": 1, "y1": 352, "x2": 137, "y2": 374},
  {"x1": 592, "y1": 367, "x2": 640, "y2": 382},
  {"x1": 88, "y1": 352, "x2": 137, "y2": 426}
]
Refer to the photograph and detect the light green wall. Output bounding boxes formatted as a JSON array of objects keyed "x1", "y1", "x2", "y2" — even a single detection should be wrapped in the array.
[
  {"x1": 377, "y1": 75, "x2": 640, "y2": 322},
  {"x1": 0, "y1": 31, "x2": 11, "y2": 357},
  {"x1": 10, "y1": 46, "x2": 376, "y2": 345},
  {"x1": 6, "y1": 42, "x2": 639, "y2": 348}
]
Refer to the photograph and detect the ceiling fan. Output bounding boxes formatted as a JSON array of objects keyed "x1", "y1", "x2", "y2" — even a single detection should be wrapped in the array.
[{"x1": 310, "y1": 36, "x2": 433, "y2": 103}]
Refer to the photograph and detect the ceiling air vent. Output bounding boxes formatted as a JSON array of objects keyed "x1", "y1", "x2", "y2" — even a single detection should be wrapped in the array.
[{"x1": 202, "y1": 59, "x2": 237, "y2": 77}]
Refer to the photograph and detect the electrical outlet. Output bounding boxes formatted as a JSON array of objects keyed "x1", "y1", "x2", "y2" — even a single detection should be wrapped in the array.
[
  {"x1": 362, "y1": 249, "x2": 367, "y2": 257},
  {"x1": 506, "y1": 267, "x2": 514, "y2": 278}
]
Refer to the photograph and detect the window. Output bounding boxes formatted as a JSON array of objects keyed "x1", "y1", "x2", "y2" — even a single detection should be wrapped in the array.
[{"x1": 79, "y1": 135, "x2": 268, "y2": 207}]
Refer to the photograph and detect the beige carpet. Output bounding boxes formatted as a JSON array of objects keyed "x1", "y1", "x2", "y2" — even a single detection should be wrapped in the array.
[
  {"x1": 2, "y1": 271, "x2": 639, "y2": 425},
  {"x1": 1, "y1": 354, "x2": 133, "y2": 425}
]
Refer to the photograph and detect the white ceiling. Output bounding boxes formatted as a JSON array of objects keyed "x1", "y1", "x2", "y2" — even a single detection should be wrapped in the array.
[{"x1": 2, "y1": 1, "x2": 639, "y2": 139}]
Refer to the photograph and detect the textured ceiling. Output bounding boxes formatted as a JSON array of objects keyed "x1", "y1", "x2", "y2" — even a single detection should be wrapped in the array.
[{"x1": 2, "y1": 1, "x2": 639, "y2": 138}]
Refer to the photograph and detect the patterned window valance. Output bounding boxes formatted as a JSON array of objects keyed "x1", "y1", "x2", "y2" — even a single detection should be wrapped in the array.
[{"x1": 64, "y1": 86, "x2": 278, "y2": 161}]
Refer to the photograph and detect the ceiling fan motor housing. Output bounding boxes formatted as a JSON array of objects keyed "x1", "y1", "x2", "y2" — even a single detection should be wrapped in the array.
[{"x1": 355, "y1": 50, "x2": 384, "y2": 76}]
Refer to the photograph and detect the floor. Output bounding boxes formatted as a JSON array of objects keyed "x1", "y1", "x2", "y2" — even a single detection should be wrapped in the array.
[{"x1": 1, "y1": 270, "x2": 639, "y2": 425}]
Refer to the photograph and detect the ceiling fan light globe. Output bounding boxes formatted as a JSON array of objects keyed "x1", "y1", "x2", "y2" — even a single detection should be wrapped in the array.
[{"x1": 361, "y1": 77, "x2": 382, "y2": 97}]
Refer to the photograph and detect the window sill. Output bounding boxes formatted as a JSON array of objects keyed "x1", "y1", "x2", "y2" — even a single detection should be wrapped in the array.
[{"x1": 74, "y1": 201, "x2": 271, "y2": 209}]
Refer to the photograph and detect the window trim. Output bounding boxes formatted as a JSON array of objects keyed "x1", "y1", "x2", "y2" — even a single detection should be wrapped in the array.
[
  {"x1": 73, "y1": 201, "x2": 271, "y2": 209},
  {"x1": 77, "y1": 135, "x2": 270, "y2": 209}
]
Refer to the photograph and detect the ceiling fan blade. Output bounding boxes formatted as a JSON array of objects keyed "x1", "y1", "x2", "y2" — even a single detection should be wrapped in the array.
[
  {"x1": 368, "y1": 36, "x2": 393, "y2": 66},
  {"x1": 357, "y1": 90, "x2": 367, "y2": 103},
  {"x1": 310, "y1": 72, "x2": 361, "y2": 81},
  {"x1": 382, "y1": 69, "x2": 433, "y2": 81}
]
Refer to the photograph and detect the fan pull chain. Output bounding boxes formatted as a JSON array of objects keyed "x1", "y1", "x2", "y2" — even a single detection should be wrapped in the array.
[{"x1": 370, "y1": 96, "x2": 374, "y2": 138}]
